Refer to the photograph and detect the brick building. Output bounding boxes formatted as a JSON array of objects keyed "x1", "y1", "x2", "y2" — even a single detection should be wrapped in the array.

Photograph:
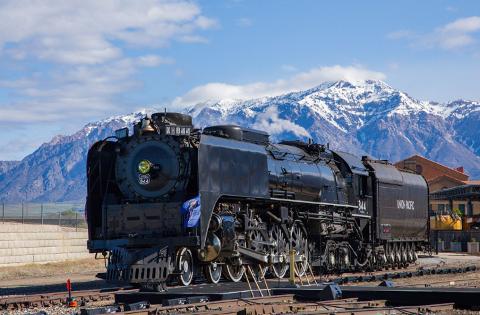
[
  {"x1": 395, "y1": 155, "x2": 468, "y2": 192},
  {"x1": 395, "y1": 155, "x2": 480, "y2": 217}
]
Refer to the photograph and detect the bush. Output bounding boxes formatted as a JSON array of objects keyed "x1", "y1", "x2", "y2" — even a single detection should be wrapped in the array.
[{"x1": 60, "y1": 208, "x2": 78, "y2": 218}]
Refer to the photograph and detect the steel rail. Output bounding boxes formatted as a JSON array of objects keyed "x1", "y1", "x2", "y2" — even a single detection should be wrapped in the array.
[
  {"x1": 0, "y1": 287, "x2": 136, "y2": 311},
  {"x1": 2, "y1": 264, "x2": 478, "y2": 311},
  {"x1": 112, "y1": 295, "x2": 453, "y2": 315}
]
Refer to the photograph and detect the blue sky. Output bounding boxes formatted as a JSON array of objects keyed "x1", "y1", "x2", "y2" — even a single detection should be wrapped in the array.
[{"x1": 0, "y1": 0, "x2": 479, "y2": 160}]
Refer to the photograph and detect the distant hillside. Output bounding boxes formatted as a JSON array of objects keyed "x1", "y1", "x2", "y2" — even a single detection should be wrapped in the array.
[
  {"x1": 0, "y1": 161, "x2": 20, "y2": 175},
  {"x1": 0, "y1": 112, "x2": 147, "y2": 202}
]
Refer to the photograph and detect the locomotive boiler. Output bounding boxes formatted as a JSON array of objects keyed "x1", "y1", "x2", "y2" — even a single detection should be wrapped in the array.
[{"x1": 86, "y1": 112, "x2": 429, "y2": 289}]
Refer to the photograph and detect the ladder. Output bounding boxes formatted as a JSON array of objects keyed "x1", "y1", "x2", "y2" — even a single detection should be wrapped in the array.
[
  {"x1": 244, "y1": 265, "x2": 271, "y2": 297},
  {"x1": 289, "y1": 249, "x2": 318, "y2": 286}
]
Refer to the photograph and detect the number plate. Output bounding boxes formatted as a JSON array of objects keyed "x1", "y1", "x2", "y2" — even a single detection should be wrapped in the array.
[{"x1": 138, "y1": 174, "x2": 151, "y2": 185}]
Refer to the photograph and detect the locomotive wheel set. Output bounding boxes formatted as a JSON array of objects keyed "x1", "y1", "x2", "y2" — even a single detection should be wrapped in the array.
[{"x1": 86, "y1": 112, "x2": 429, "y2": 289}]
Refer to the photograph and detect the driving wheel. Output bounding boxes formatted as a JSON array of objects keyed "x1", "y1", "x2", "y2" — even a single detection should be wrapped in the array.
[
  {"x1": 291, "y1": 223, "x2": 308, "y2": 277},
  {"x1": 247, "y1": 229, "x2": 268, "y2": 281},
  {"x1": 176, "y1": 247, "x2": 193, "y2": 286},
  {"x1": 270, "y1": 225, "x2": 289, "y2": 278},
  {"x1": 224, "y1": 263, "x2": 245, "y2": 282},
  {"x1": 204, "y1": 262, "x2": 222, "y2": 284}
]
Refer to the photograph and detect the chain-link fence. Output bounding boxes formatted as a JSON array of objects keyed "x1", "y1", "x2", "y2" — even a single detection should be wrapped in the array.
[{"x1": 0, "y1": 202, "x2": 86, "y2": 230}]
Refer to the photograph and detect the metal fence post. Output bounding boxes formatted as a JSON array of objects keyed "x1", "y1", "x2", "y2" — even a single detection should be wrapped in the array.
[
  {"x1": 58, "y1": 212, "x2": 61, "y2": 226},
  {"x1": 21, "y1": 202, "x2": 24, "y2": 224},
  {"x1": 41, "y1": 204, "x2": 44, "y2": 225}
]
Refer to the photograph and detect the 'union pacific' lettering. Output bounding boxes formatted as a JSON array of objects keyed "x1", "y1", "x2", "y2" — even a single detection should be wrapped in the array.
[{"x1": 397, "y1": 200, "x2": 415, "y2": 210}]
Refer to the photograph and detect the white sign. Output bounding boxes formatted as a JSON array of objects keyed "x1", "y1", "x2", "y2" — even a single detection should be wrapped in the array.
[{"x1": 397, "y1": 199, "x2": 415, "y2": 210}]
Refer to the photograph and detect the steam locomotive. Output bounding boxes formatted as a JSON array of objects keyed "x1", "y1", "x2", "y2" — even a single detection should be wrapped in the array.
[{"x1": 86, "y1": 112, "x2": 429, "y2": 289}]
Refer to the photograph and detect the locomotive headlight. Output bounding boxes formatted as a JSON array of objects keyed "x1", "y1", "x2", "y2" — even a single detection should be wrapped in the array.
[{"x1": 138, "y1": 159, "x2": 151, "y2": 174}]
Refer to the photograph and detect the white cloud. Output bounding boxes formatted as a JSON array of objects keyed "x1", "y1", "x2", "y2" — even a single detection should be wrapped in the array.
[
  {"x1": 434, "y1": 16, "x2": 480, "y2": 49},
  {"x1": 438, "y1": 34, "x2": 474, "y2": 49},
  {"x1": 389, "y1": 16, "x2": 480, "y2": 50},
  {"x1": 195, "y1": 16, "x2": 219, "y2": 29},
  {"x1": 178, "y1": 35, "x2": 210, "y2": 43},
  {"x1": 0, "y1": 56, "x2": 173, "y2": 124},
  {"x1": 442, "y1": 16, "x2": 480, "y2": 33},
  {"x1": 136, "y1": 55, "x2": 174, "y2": 67},
  {"x1": 0, "y1": 1, "x2": 217, "y2": 159},
  {"x1": 0, "y1": 78, "x2": 36, "y2": 89},
  {"x1": 0, "y1": 0, "x2": 217, "y2": 64},
  {"x1": 0, "y1": 0, "x2": 215, "y2": 126},
  {"x1": 172, "y1": 65, "x2": 386, "y2": 108},
  {"x1": 252, "y1": 106, "x2": 310, "y2": 139}
]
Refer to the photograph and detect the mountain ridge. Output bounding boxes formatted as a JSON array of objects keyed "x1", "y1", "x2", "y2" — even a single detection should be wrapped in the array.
[
  {"x1": 1, "y1": 80, "x2": 479, "y2": 203},
  {"x1": 0, "y1": 161, "x2": 20, "y2": 176}
]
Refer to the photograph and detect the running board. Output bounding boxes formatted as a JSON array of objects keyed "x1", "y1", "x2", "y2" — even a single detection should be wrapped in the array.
[
  {"x1": 237, "y1": 246, "x2": 269, "y2": 263},
  {"x1": 237, "y1": 246, "x2": 304, "y2": 264}
]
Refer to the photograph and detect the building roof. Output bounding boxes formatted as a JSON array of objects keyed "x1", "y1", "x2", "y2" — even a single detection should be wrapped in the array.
[
  {"x1": 429, "y1": 174, "x2": 469, "y2": 193},
  {"x1": 429, "y1": 174, "x2": 466, "y2": 186},
  {"x1": 395, "y1": 155, "x2": 469, "y2": 182},
  {"x1": 466, "y1": 180, "x2": 480, "y2": 185}
]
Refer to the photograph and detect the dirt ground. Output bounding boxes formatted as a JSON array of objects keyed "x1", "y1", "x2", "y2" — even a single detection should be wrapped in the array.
[
  {"x1": 0, "y1": 258, "x2": 105, "y2": 282},
  {"x1": 0, "y1": 258, "x2": 106, "y2": 295}
]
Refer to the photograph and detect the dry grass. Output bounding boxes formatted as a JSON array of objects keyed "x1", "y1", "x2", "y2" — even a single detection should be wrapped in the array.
[{"x1": 0, "y1": 258, "x2": 105, "y2": 281}]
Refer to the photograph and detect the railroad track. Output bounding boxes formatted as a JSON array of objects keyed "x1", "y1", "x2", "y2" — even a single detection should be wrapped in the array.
[
  {"x1": 401, "y1": 274, "x2": 480, "y2": 288},
  {"x1": 0, "y1": 264, "x2": 477, "y2": 312},
  {"x1": 93, "y1": 294, "x2": 454, "y2": 315},
  {"x1": 0, "y1": 286, "x2": 465, "y2": 314},
  {"x1": 323, "y1": 264, "x2": 478, "y2": 284},
  {"x1": 0, "y1": 287, "x2": 136, "y2": 311}
]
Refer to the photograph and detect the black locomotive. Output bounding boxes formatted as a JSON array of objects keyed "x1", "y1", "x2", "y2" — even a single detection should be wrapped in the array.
[{"x1": 86, "y1": 112, "x2": 429, "y2": 288}]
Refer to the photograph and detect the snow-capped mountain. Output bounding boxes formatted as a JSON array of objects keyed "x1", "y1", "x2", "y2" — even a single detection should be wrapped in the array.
[
  {"x1": 0, "y1": 111, "x2": 149, "y2": 202},
  {"x1": 447, "y1": 100, "x2": 480, "y2": 157},
  {"x1": 0, "y1": 80, "x2": 479, "y2": 202},
  {"x1": 188, "y1": 80, "x2": 480, "y2": 173}
]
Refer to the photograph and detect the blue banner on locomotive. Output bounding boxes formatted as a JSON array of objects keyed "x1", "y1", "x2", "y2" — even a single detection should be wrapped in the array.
[{"x1": 85, "y1": 112, "x2": 429, "y2": 288}]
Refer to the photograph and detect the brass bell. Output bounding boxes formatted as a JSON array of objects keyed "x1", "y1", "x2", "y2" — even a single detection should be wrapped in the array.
[{"x1": 141, "y1": 118, "x2": 155, "y2": 133}]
